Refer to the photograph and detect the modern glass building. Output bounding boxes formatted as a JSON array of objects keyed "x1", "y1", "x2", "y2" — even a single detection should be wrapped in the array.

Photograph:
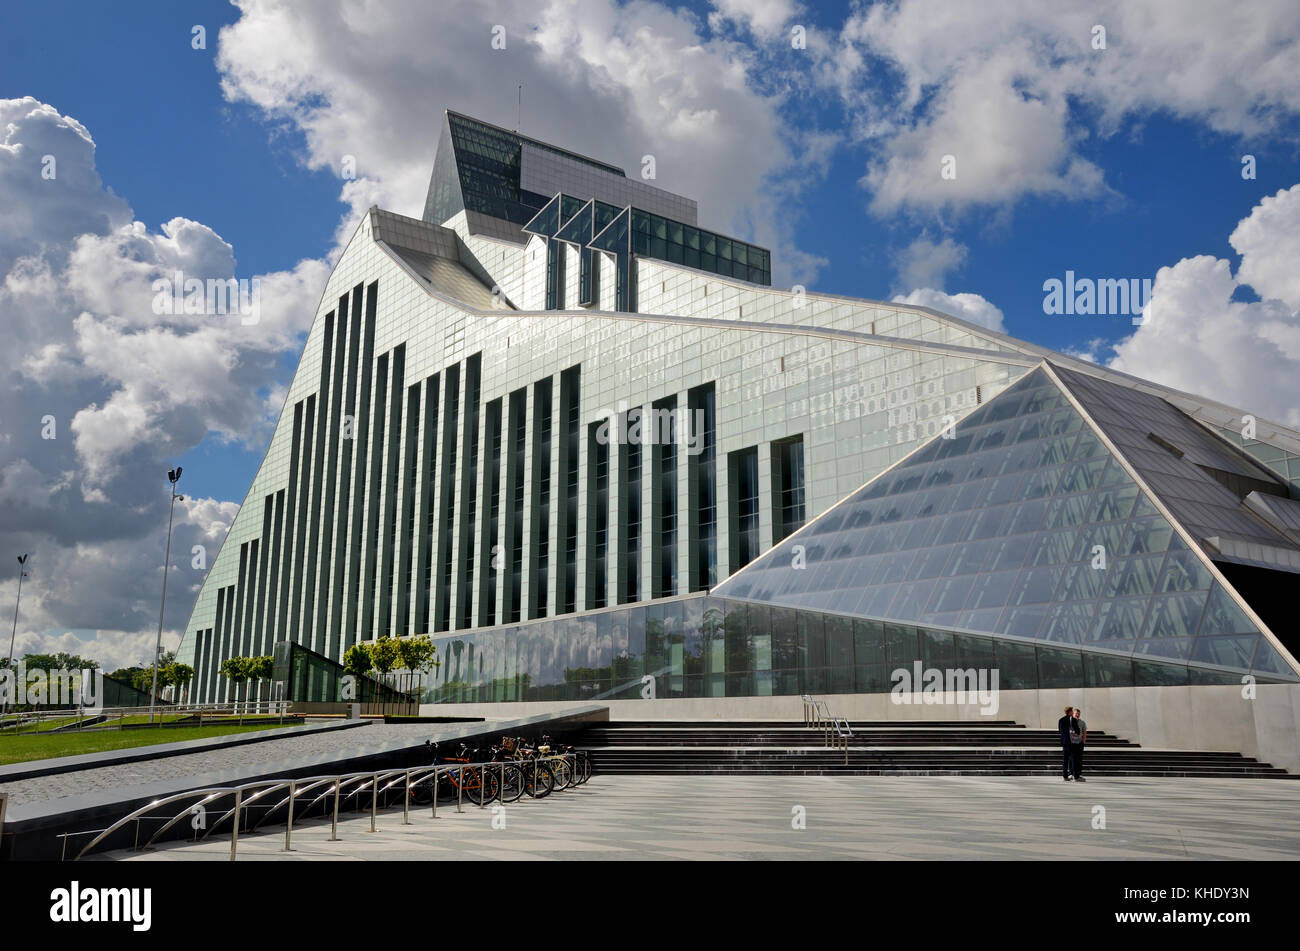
[{"x1": 179, "y1": 111, "x2": 1300, "y2": 706}]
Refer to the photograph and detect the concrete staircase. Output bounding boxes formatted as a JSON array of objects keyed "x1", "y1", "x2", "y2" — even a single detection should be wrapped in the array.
[{"x1": 578, "y1": 720, "x2": 1294, "y2": 778}]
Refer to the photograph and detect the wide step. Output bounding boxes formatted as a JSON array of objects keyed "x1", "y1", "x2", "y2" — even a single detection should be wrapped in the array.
[{"x1": 573, "y1": 720, "x2": 1294, "y2": 779}]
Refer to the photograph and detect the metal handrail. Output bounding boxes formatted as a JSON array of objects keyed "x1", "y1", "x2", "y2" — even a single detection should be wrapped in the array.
[
  {"x1": 1, "y1": 702, "x2": 290, "y2": 734},
  {"x1": 802, "y1": 695, "x2": 853, "y2": 763},
  {"x1": 72, "y1": 752, "x2": 585, "y2": 861}
]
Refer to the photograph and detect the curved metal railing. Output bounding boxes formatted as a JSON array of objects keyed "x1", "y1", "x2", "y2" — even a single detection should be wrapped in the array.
[{"x1": 68, "y1": 753, "x2": 583, "y2": 861}]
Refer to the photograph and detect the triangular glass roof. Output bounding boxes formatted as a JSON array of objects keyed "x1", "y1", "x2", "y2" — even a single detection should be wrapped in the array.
[
  {"x1": 521, "y1": 193, "x2": 565, "y2": 238},
  {"x1": 714, "y1": 365, "x2": 1299, "y2": 681},
  {"x1": 589, "y1": 206, "x2": 631, "y2": 254}
]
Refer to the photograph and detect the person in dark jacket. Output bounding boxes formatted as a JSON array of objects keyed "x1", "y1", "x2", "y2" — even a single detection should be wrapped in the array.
[
  {"x1": 1070, "y1": 707, "x2": 1088, "y2": 782},
  {"x1": 1057, "y1": 706, "x2": 1075, "y2": 781}
]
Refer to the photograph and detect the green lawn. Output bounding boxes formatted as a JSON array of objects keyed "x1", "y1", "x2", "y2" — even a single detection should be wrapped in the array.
[
  {"x1": 0, "y1": 715, "x2": 89, "y2": 733},
  {"x1": 0, "y1": 721, "x2": 301, "y2": 765}
]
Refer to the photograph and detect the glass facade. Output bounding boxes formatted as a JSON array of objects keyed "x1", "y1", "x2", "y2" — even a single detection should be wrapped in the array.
[
  {"x1": 425, "y1": 113, "x2": 621, "y2": 227},
  {"x1": 1208, "y1": 422, "x2": 1300, "y2": 496},
  {"x1": 424, "y1": 591, "x2": 1288, "y2": 704},
  {"x1": 715, "y1": 368, "x2": 1292, "y2": 681},
  {"x1": 630, "y1": 208, "x2": 770, "y2": 285}
]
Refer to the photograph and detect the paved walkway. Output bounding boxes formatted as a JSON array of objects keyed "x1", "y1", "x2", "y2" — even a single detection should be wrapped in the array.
[
  {"x1": 90, "y1": 774, "x2": 1300, "y2": 861},
  {"x1": 0, "y1": 723, "x2": 442, "y2": 807}
]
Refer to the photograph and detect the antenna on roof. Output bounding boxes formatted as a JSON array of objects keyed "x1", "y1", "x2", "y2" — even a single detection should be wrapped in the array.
[{"x1": 516, "y1": 84, "x2": 522, "y2": 131}]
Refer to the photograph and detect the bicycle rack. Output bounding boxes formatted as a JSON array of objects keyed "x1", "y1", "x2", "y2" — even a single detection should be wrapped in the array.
[{"x1": 65, "y1": 749, "x2": 592, "y2": 862}]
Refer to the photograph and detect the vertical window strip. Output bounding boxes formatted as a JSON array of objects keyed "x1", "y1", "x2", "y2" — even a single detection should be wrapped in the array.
[
  {"x1": 398, "y1": 383, "x2": 421, "y2": 636},
  {"x1": 252, "y1": 496, "x2": 273, "y2": 656},
  {"x1": 587, "y1": 420, "x2": 609, "y2": 608},
  {"x1": 344, "y1": 282, "x2": 379, "y2": 648},
  {"x1": 652, "y1": 396, "x2": 678, "y2": 599},
  {"x1": 379, "y1": 344, "x2": 406, "y2": 639},
  {"x1": 312, "y1": 303, "x2": 348, "y2": 655},
  {"x1": 619, "y1": 408, "x2": 642, "y2": 603},
  {"x1": 456, "y1": 354, "x2": 482, "y2": 629},
  {"x1": 265, "y1": 490, "x2": 285, "y2": 654},
  {"x1": 436, "y1": 363, "x2": 461, "y2": 632},
  {"x1": 278, "y1": 402, "x2": 303, "y2": 643},
  {"x1": 361, "y1": 353, "x2": 390, "y2": 640},
  {"x1": 689, "y1": 383, "x2": 717, "y2": 591},
  {"x1": 482, "y1": 398, "x2": 504, "y2": 626},
  {"x1": 560, "y1": 367, "x2": 581, "y2": 614},
  {"x1": 731, "y1": 447, "x2": 760, "y2": 569},
  {"x1": 506, "y1": 388, "x2": 527, "y2": 623},
  {"x1": 530, "y1": 378, "x2": 553, "y2": 618},
  {"x1": 300, "y1": 313, "x2": 334, "y2": 647},
  {"x1": 416, "y1": 373, "x2": 440, "y2": 634}
]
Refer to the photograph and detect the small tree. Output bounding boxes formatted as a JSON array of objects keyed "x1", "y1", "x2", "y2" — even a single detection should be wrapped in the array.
[
  {"x1": 246, "y1": 656, "x2": 274, "y2": 706},
  {"x1": 168, "y1": 663, "x2": 194, "y2": 703},
  {"x1": 394, "y1": 635, "x2": 439, "y2": 705},
  {"x1": 370, "y1": 638, "x2": 405, "y2": 715},
  {"x1": 342, "y1": 643, "x2": 373, "y2": 678},
  {"x1": 219, "y1": 656, "x2": 252, "y2": 708},
  {"x1": 371, "y1": 637, "x2": 399, "y2": 681},
  {"x1": 341, "y1": 643, "x2": 373, "y2": 706}
]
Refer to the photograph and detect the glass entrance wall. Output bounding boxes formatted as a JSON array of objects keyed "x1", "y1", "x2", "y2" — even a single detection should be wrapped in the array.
[{"x1": 423, "y1": 591, "x2": 1293, "y2": 704}]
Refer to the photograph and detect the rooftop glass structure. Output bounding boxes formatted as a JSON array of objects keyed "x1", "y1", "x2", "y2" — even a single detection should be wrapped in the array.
[{"x1": 425, "y1": 111, "x2": 770, "y2": 291}]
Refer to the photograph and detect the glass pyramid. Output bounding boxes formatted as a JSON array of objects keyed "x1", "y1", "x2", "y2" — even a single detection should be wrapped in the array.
[{"x1": 714, "y1": 365, "x2": 1298, "y2": 681}]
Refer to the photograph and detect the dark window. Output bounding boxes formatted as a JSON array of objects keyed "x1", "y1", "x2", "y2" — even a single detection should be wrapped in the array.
[
  {"x1": 620, "y1": 408, "x2": 642, "y2": 603},
  {"x1": 652, "y1": 397, "x2": 678, "y2": 598},
  {"x1": 531, "y1": 378, "x2": 553, "y2": 618},
  {"x1": 689, "y1": 384, "x2": 717, "y2": 590},
  {"x1": 731, "y1": 447, "x2": 761, "y2": 569},
  {"x1": 773, "y1": 435, "x2": 806, "y2": 541},
  {"x1": 588, "y1": 420, "x2": 609, "y2": 608}
]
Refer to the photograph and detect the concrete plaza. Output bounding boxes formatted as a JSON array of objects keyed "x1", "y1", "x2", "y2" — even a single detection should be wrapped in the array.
[{"x1": 89, "y1": 774, "x2": 1300, "y2": 861}]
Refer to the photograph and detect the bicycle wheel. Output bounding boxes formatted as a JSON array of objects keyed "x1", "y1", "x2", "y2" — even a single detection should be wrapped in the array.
[
  {"x1": 409, "y1": 777, "x2": 435, "y2": 806},
  {"x1": 498, "y1": 763, "x2": 525, "y2": 803},
  {"x1": 525, "y1": 761, "x2": 554, "y2": 799},
  {"x1": 436, "y1": 772, "x2": 459, "y2": 803},
  {"x1": 550, "y1": 757, "x2": 573, "y2": 789},
  {"x1": 465, "y1": 766, "x2": 496, "y2": 805}
]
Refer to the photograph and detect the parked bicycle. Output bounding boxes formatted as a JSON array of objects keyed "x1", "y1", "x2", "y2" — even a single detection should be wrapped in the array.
[{"x1": 409, "y1": 741, "x2": 499, "y2": 806}]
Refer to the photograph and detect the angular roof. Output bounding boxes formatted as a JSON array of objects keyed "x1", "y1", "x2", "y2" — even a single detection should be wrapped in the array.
[{"x1": 713, "y1": 362, "x2": 1300, "y2": 681}]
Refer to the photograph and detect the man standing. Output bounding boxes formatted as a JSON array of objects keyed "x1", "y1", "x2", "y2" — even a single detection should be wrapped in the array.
[
  {"x1": 1058, "y1": 705, "x2": 1074, "y2": 781},
  {"x1": 1070, "y1": 706, "x2": 1088, "y2": 782}
]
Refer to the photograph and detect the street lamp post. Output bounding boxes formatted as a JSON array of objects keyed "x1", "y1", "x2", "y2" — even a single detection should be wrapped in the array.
[
  {"x1": 3, "y1": 554, "x2": 30, "y2": 718},
  {"x1": 149, "y1": 468, "x2": 184, "y2": 724}
]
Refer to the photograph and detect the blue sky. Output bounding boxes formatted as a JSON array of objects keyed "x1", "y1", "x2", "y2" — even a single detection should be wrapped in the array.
[
  {"x1": 3, "y1": 1, "x2": 1292, "y2": 501},
  {"x1": 1, "y1": 0, "x2": 1298, "y2": 667}
]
